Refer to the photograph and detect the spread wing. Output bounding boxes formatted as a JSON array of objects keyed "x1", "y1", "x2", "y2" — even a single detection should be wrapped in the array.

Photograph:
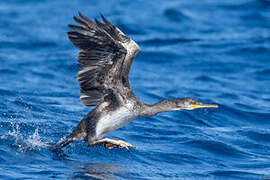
[{"x1": 67, "y1": 12, "x2": 140, "y2": 106}]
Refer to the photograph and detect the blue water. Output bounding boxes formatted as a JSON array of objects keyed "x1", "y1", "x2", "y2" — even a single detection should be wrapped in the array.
[{"x1": 1, "y1": 0, "x2": 270, "y2": 179}]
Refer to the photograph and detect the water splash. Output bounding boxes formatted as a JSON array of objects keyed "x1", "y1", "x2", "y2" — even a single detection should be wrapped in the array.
[
  {"x1": 25, "y1": 127, "x2": 48, "y2": 149},
  {"x1": 1, "y1": 124, "x2": 48, "y2": 152}
]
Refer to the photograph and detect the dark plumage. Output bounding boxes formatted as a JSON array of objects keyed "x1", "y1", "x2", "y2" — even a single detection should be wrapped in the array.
[
  {"x1": 68, "y1": 12, "x2": 133, "y2": 107},
  {"x1": 50, "y1": 12, "x2": 218, "y2": 151}
]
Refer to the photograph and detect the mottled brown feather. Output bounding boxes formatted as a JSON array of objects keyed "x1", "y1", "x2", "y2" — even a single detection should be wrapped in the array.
[{"x1": 67, "y1": 12, "x2": 140, "y2": 106}]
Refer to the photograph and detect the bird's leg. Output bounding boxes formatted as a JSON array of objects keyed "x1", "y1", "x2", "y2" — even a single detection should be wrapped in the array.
[{"x1": 89, "y1": 138, "x2": 136, "y2": 150}]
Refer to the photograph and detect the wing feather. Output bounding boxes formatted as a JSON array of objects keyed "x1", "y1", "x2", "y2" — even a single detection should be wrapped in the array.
[
  {"x1": 67, "y1": 12, "x2": 139, "y2": 106},
  {"x1": 68, "y1": 12, "x2": 140, "y2": 106}
]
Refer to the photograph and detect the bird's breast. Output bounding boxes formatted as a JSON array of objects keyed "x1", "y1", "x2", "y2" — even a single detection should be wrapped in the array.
[{"x1": 95, "y1": 106, "x2": 137, "y2": 139}]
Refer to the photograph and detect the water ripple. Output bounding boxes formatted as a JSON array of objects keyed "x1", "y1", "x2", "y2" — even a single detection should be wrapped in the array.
[
  {"x1": 164, "y1": 8, "x2": 190, "y2": 22},
  {"x1": 1, "y1": 0, "x2": 270, "y2": 179}
]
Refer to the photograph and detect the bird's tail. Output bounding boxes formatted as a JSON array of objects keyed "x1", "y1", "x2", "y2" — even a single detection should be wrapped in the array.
[
  {"x1": 48, "y1": 118, "x2": 87, "y2": 151},
  {"x1": 48, "y1": 137, "x2": 74, "y2": 151}
]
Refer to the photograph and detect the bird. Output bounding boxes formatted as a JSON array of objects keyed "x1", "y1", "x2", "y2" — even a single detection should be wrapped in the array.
[{"x1": 50, "y1": 12, "x2": 218, "y2": 151}]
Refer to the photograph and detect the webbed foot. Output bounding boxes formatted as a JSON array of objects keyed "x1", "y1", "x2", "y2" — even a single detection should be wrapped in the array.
[{"x1": 90, "y1": 138, "x2": 136, "y2": 151}]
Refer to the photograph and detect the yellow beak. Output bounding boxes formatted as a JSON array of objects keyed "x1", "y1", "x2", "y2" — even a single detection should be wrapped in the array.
[{"x1": 189, "y1": 104, "x2": 219, "y2": 109}]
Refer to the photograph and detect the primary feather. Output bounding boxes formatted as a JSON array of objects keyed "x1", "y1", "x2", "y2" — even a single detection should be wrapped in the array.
[{"x1": 67, "y1": 12, "x2": 140, "y2": 107}]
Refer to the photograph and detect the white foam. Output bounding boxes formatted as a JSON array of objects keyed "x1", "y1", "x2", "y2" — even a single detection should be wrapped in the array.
[
  {"x1": 25, "y1": 128, "x2": 48, "y2": 149},
  {"x1": 1, "y1": 124, "x2": 48, "y2": 152}
]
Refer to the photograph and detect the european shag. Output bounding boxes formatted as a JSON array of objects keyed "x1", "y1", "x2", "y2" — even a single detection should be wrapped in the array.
[{"x1": 51, "y1": 12, "x2": 218, "y2": 150}]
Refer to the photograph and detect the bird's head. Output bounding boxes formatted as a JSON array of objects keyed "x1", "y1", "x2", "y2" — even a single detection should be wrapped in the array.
[{"x1": 160, "y1": 97, "x2": 219, "y2": 111}]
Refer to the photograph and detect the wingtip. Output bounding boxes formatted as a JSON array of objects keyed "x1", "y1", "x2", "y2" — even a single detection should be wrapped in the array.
[
  {"x1": 99, "y1": 12, "x2": 105, "y2": 20},
  {"x1": 67, "y1": 24, "x2": 74, "y2": 31},
  {"x1": 95, "y1": 17, "x2": 102, "y2": 25},
  {"x1": 73, "y1": 15, "x2": 77, "y2": 21},
  {"x1": 67, "y1": 24, "x2": 78, "y2": 30},
  {"x1": 78, "y1": 11, "x2": 87, "y2": 21},
  {"x1": 100, "y1": 12, "x2": 111, "y2": 25},
  {"x1": 73, "y1": 15, "x2": 80, "y2": 22},
  {"x1": 77, "y1": 11, "x2": 96, "y2": 26},
  {"x1": 78, "y1": 11, "x2": 83, "y2": 17}
]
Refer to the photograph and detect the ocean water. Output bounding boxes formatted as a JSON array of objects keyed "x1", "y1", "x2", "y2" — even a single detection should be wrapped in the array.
[{"x1": 0, "y1": 0, "x2": 270, "y2": 179}]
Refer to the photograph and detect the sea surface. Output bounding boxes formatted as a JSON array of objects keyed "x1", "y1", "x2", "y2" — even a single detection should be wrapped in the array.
[{"x1": 0, "y1": 0, "x2": 270, "y2": 179}]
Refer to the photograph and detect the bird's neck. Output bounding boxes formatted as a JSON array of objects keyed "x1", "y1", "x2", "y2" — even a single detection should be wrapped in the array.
[{"x1": 141, "y1": 100, "x2": 174, "y2": 117}]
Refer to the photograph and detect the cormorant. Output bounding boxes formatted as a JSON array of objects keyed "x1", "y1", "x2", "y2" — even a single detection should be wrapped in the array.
[{"x1": 51, "y1": 12, "x2": 218, "y2": 151}]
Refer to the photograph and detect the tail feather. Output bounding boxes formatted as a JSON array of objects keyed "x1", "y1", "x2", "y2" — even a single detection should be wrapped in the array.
[
  {"x1": 49, "y1": 119, "x2": 88, "y2": 151},
  {"x1": 49, "y1": 137, "x2": 74, "y2": 151},
  {"x1": 49, "y1": 111, "x2": 94, "y2": 151}
]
